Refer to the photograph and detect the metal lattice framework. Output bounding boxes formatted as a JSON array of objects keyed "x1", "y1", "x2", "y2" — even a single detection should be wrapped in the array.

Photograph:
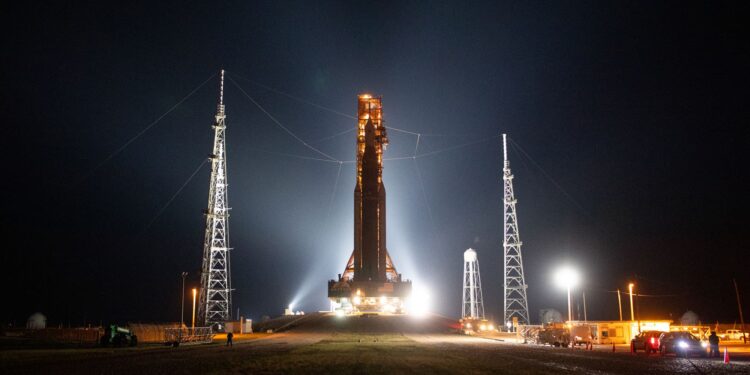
[
  {"x1": 198, "y1": 70, "x2": 232, "y2": 327},
  {"x1": 462, "y1": 248, "x2": 485, "y2": 319},
  {"x1": 502, "y1": 134, "x2": 530, "y2": 326}
]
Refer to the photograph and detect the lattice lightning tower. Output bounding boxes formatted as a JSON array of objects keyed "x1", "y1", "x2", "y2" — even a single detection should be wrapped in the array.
[
  {"x1": 502, "y1": 134, "x2": 530, "y2": 326},
  {"x1": 198, "y1": 70, "x2": 232, "y2": 327},
  {"x1": 462, "y1": 248, "x2": 485, "y2": 320}
]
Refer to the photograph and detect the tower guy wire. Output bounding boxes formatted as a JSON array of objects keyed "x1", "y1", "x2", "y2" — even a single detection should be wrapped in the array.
[
  {"x1": 508, "y1": 137, "x2": 588, "y2": 216},
  {"x1": 228, "y1": 76, "x2": 340, "y2": 162},
  {"x1": 310, "y1": 127, "x2": 357, "y2": 144},
  {"x1": 413, "y1": 157, "x2": 437, "y2": 239},
  {"x1": 76, "y1": 72, "x2": 217, "y2": 186},
  {"x1": 140, "y1": 158, "x2": 208, "y2": 235},
  {"x1": 228, "y1": 70, "x2": 481, "y2": 137},
  {"x1": 228, "y1": 71, "x2": 356, "y2": 120},
  {"x1": 323, "y1": 162, "x2": 344, "y2": 229}
]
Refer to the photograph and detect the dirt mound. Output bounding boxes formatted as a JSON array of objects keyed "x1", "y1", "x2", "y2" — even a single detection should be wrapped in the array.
[{"x1": 253, "y1": 314, "x2": 311, "y2": 333}]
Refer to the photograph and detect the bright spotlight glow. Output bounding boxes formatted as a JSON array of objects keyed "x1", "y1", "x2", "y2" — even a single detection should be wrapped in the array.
[
  {"x1": 380, "y1": 296, "x2": 387, "y2": 304},
  {"x1": 488, "y1": 324, "x2": 494, "y2": 331},
  {"x1": 406, "y1": 284, "x2": 431, "y2": 317},
  {"x1": 678, "y1": 341, "x2": 688, "y2": 349},
  {"x1": 353, "y1": 296, "x2": 361, "y2": 305},
  {"x1": 554, "y1": 266, "x2": 580, "y2": 289},
  {"x1": 335, "y1": 309, "x2": 345, "y2": 317},
  {"x1": 701, "y1": 341, "x2": 708, "y2": 348}
]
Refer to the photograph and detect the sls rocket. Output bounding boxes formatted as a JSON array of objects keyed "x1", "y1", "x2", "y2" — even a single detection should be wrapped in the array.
[
  {"x1": 353, "y1": 95, "x2": 388, "y2": 282},
  {"x1": 327, "y1": 94, "x2": 411, "y2": 314}
]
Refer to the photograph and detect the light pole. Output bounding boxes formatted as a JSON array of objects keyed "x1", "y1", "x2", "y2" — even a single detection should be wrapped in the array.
[
  {"x1": 733, "y1": 278, "x2": 747, "y2": 344},
  {"x1": 582, "y1": 292, "x2": 587, "y2": 322},
  {"x1": 617, "y1": 289, "x2": 623, "y2": 321},
  {"x1": 628, "y1": 283, "x2": 635, "y2": 321},
  {"x1": 181, "y1": 272, "x2": 188, "y2": 327},
  {"x1": 191, "y1": 288, "x2": 197, "y2": 329},
  {"x1": 554, "y1": 266, "x2": 580, "y2": 323}
]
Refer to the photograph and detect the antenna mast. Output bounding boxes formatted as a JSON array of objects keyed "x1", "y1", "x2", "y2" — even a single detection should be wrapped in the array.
[
  {"x1": 502, "y1": 134, "x2": 530, "y2": 327},
  {"x1": 198, "y1": 69, "x2": 232, "y2": 327}
]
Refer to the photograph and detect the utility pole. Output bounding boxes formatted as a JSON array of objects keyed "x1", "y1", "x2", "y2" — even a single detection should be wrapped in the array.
[
  {"x1": 617, "y1": 289, "x2": 623, "y2": 321},
  {"x1": 180, "y1": 272, "x2": 188, "y2": 327},
  {"x1": 502, "y1": 134, "x2": 530, "y2": 326},
  {"x1": 198, "y1": 69, "x2": 233, "y2": 327},
  {"x1": 628, "y1": 283, "x2": 635, "y2": 321},
  {"x1": 583, "y1": 291, "x2": 587, "y2": 322},
  {"x1": 734, "y1": 278, "x2": 746, "y2": 343}
]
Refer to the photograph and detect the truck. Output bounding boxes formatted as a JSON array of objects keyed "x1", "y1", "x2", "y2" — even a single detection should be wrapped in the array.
[
  {"x1": 570, "y1": 324, "x2": 593, "y2": 347},
  {"x1": 100, "y1": 324, "x2": 138, "y2": 347},
  {"x1": 537, "y1": 325, "x2": 571, "y2": 347},
  {"x1": 460, "y1": 318, "x2": 496, "y2": 334}
]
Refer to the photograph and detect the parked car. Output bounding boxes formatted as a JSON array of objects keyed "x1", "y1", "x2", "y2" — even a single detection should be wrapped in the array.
[
  {"x1": 659, "y1": 332, "x2": 707, "y2": 357},
  {"x1": 631, "y1": 331, "x2": 664, "y2": 353},
  {"x1": 721, "y1": 330, "x2": 748, "y2": 340}
]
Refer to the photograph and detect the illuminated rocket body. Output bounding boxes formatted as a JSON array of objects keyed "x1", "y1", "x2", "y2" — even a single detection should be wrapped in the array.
[
  {"x1": 328, "y1": 94, "x2": 411, "y2": 313},
  {"x1": 353, "y1": 97, "x2": 388, "y2": 282}
]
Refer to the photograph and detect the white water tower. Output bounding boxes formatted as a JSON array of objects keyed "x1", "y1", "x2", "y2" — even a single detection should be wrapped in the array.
[{"x1": 462, "y1": 248, "x2": 485, "y2": 319}]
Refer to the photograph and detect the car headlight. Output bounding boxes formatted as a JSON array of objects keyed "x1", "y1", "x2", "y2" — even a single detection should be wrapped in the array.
[
  {"x1": 700, "y1": 342, "x2": 708, "y2": 348},
  {"x1": 678, "y1": 341, "x2": 688, "y2": 349}
]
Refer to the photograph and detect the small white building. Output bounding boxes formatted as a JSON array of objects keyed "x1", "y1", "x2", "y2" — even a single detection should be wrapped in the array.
[
  {"x1": 225, "y1": 318, "x2": 253, "y2": 334},
  {"x1": 26, "y1": 312, "x2": 47, "y2": 330},
  {"x1": 568, "y1": 320, "x2": 672, "y2": 344}
]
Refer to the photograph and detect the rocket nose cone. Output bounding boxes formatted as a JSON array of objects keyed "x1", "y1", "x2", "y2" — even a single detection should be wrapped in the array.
[{"x1": 364, "y1": 119, "x2": 376, "y2": 144}]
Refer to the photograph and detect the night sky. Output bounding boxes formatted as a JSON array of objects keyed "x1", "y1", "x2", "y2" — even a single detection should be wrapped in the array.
[{"x1": 2, "y1": 1, "x2": 747, "y2": 327}]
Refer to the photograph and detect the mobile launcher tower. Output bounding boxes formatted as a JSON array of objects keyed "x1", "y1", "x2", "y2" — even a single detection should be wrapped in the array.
[{"x1": 328, "y1": 94, "x2": 412, "y2": 314}]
